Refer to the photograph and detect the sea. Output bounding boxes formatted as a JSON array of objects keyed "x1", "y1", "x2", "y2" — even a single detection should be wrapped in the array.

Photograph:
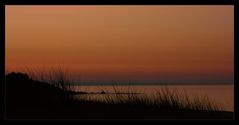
[{"x1": 70, "y1": 85, "x2": 233, "y2": 111}]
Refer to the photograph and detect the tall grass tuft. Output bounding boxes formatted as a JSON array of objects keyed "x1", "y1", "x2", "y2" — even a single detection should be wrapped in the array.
[{"x1": 22, "y1": 66, "x2": 75, "y2": 102}]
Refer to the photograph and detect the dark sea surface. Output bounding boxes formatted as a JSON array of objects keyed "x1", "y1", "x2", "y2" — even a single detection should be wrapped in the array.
[{"x1": 71, "y1": 85, "x2": 233, "y2": 111}]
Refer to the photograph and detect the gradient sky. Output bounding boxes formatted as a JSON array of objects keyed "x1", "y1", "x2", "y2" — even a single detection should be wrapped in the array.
[{"x1": 6, "y1": 5, "x2": 234, "y2": 84}]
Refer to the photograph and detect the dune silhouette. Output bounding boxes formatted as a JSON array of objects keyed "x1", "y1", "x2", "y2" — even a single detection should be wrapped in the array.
[{"x1": 5, "y1": 72, "x2": 233, "y2": 119}]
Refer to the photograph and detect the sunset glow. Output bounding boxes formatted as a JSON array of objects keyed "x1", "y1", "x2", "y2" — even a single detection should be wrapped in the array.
[{"x1": 6, "y1": 5, "x2": 234, "y2": 84}]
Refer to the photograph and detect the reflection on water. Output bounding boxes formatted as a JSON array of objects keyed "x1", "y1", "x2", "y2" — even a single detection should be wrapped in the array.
[{"x1": 71, "y1": 85, "x2": 233, "y2": 111}]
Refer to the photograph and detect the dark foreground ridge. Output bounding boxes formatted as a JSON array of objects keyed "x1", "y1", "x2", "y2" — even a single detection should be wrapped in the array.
[{"x1": 5, "y1": 72, "x2": 233, "y2": 119}]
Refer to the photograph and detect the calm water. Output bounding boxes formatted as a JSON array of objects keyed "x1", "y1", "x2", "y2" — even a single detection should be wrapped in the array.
[{"x1": 71, "y1": 85, "x2": 234, "y2": 111}]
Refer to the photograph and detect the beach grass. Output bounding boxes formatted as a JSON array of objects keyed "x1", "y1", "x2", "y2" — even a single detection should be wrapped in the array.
[
  {"x1": 5, "y1": 67, "x2": 229, "y2": 119},
  {"x1": 19, "y1": 67, "x2": 223, "y2": 111}
]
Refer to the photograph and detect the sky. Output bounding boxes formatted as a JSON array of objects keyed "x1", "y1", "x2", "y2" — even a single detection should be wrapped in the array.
[{"x1": 5, "y1": 5, "x2": 234, "y2": 84}]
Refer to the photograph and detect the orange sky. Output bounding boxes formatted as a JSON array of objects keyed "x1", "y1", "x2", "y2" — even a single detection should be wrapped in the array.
[{"x1": 5, "y1": 5, "x2": 234, "y2": 83}]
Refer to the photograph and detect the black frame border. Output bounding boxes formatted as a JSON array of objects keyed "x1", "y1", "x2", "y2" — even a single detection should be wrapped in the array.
[{"x1": 0, "y1": 0, "x2": 237, "y2": 124}]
